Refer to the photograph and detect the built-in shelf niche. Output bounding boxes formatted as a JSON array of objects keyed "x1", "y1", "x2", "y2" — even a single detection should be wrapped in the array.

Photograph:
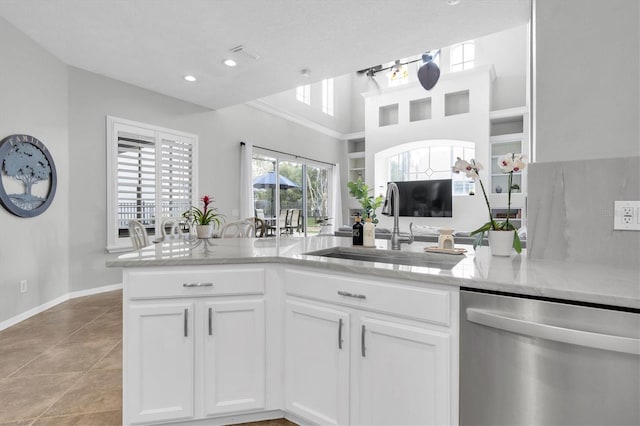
[
  {"x1": 444, "y1": 90, "x2": 469, "y2": 116},
  {"x1": 379, "y1": 103, "x2": 399, "y2": 127},
  {"x1": 490, "y1": 116, "x2": 524, "y2": 136},
  {"x1": 409, "y1": 97, "x2": 432, "y2": 122}
]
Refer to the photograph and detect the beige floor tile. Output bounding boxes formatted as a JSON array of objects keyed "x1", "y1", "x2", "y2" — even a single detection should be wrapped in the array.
[
  {"x1": 32, "y1": 409, "x2": 122, "y2": 425},
  {"x1": 0, "y1": 344, "x2": 50, "y2": 379},
  {"x1": 0, "y1": 372, "x2": 81, "y2": 424},
  {"x1": 42, "y1": 369, "x2": 122, "y2": 417},
  {"x1": 64, "y1": 317, "x2": 121, "y2": 344},
  {"x1": 93, "y1": 342, "x2": 122, "y2": 371},
  {"x1": 11, "y1": 340, "x2": 116, "y2": 377},
  {"x1": 0, "y1": 322, "x2": 82, "y2": 350}
]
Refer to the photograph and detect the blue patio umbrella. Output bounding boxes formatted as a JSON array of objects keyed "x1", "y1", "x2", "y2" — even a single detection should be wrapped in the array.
[
  {"x1": 253, "y1": 172, "x2": 300, "y2": 218},
  {"x1": 253, "y1": 171, "x2": 300, "y2": 189}
]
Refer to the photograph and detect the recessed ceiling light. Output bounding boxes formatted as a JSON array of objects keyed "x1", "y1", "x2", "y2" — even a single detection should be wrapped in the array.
[
  {"x1": 184, "y1": 75, "x2": 197, "y2": 82},
  {"x1": 223, "y1": 58, "x2": 237, "y2": 67},
  {"x1": 300, "y1": 68, "x2": 311, "y2": 77},
  {"x1": 446, "y1": 0, "x2": 461, "y2": 5}
]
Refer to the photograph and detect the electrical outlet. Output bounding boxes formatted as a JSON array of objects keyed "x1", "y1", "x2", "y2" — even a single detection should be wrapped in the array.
[
  {"x1": 614, "y1": 201, "x2": 640, "y2": 230},
  {"x1": 19, "y1": 280, "x2": 27, "y2": 293}
]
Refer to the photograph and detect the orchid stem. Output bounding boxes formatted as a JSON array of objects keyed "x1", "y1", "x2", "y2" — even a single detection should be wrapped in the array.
[
  {"x1": 477, "y1": 178, "x2": 496, "y2": 230},
  {"x1": 506, "y1": 171, "x2": 512, "y2": 229}
]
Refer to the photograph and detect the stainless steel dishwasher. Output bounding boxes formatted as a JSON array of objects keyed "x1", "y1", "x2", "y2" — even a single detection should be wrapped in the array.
[{"x1": 460, "y1": 289, "x2": 640, "y2": 426}]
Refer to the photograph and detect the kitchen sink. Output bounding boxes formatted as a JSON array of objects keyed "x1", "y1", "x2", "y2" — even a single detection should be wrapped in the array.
[{"x1": 304, "y1": 246, "x2": 465, "y2": 270}]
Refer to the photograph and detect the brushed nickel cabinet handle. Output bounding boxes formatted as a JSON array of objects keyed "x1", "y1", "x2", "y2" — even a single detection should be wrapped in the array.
[
  {"x1": 184, "y1": 308, "x2": 188, "y2": 337},
  {"x1": 337, "y1": 290, "x2": 366, "y2": 299},
  {"x1": 208, "y1": 307, "x2": 213, "y2": 336},
  {"x1": 338, "y1": 318, "x2": 344, "y2": 350},
  {"x1": 361, "y1": 324, "x2": 366, "y2": 357},
  {"x1": 183, "y1": 282, "x2": 214, "y2": 287}
]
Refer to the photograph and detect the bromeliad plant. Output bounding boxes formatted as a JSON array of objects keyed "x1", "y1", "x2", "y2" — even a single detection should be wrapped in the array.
[
  {"x1": 452, "y1": 154, "x2": 526, "y2": 253},
  {"x1": 347, "y1": 178, "x2": 384, "y2": 224},
  {"x1": 183, "y1": 195, "x2": 225, "y2": 227}
]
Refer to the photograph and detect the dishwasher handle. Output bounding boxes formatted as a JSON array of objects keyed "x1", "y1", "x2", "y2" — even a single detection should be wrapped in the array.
[{"x1": 466, "y1": 308, "x2": 640, "y2": 355}]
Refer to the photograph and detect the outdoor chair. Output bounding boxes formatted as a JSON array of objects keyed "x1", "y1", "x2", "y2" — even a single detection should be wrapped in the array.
[{"x1": 287, "y1": 209, "x2": 301, "y2": 234}]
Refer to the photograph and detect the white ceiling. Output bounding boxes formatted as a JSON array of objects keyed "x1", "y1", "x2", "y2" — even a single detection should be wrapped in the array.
[{"x1": 0, "y1": 0, "x2": 530, "y2": 110}]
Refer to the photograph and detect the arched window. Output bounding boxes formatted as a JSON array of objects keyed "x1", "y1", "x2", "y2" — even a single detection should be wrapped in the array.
[
  {"x1": 451, "y1": 40, "x2": 475, "y2": 72},
  {"x1": 375, "y1": 140, "x2": 476, "y2": 196}
]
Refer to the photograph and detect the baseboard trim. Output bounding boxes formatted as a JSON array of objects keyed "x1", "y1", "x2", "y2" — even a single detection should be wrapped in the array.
[{"x1": 0, "y1": 283, "x2": 123, "y2": 332}]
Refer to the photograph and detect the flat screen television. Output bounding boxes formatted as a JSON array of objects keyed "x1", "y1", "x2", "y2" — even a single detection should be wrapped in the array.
[{"x1": 385, "y1": 179, "x2": 453, "y2": 217}]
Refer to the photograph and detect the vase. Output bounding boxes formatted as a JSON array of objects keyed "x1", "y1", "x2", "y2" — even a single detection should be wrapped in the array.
[
  {"x1": 196, "y1": 224, "x2": 213, "y2": 239},
  {"x1": 488, "y1": 230, "x2": 515, "y2": 256}
]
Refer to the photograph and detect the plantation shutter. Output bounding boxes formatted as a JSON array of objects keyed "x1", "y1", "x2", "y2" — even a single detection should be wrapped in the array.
[
  {"x1": 158, "y1": 133, "x2": 194, "y2": 220},
  {"x1": 116, "y1": 126, "x2": 156, "y2": 237},
  {"x1": 108, "y1": 117, "x2": 198, "y2": 251}
]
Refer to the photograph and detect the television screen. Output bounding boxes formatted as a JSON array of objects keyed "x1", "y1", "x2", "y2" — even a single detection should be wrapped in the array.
[{"x1": 386, "y1": 179, "x2": 453, "y2": 217}]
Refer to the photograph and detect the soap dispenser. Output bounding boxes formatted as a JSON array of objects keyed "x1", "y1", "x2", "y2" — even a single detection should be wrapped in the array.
[
  {"x1": 363, "y1": 217, "x2": 375, "y2": 247},
  {"x1": 352, "y1": 215, "x2": 363, "y2": 246}
]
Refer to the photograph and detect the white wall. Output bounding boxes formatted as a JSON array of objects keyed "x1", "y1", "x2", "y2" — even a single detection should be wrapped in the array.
[
  {"x1": 534, "y1": 0, "x2": 639, "y2": 161},
  {"x1": 0, "y1": 18, "x2": 70, "y2": 323},
  {"x1": 364, "y1": 66, "x2": 494, "y2": 233},
  {"x1": 256, "y1": 74, "x2": 354, "y2": 134},
  {"x1": 68, "y1": 67, "x2": 345, "y2": 292},
  {"x1": 476, "y1": 25, "x2": 528, "y2": 111}
]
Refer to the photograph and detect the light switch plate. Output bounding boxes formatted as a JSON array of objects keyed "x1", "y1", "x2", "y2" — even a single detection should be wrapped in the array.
[{"x1": 614, "y1": 201, "x2": 640, "y2": 230}]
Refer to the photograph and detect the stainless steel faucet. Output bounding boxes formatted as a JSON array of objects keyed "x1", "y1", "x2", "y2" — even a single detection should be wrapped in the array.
[{"x1": 382, "y1": 182, "x2": 414, "y2": 250}]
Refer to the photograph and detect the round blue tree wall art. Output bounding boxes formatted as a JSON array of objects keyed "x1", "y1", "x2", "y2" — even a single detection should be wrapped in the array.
[{"x1": 0, "y1": 134, "x2": 57, "y2": 217}]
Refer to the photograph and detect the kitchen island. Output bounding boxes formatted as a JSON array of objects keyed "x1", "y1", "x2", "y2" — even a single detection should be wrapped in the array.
[{"x1": 109, "y1": 236, "x2": 639, "y2": 426}]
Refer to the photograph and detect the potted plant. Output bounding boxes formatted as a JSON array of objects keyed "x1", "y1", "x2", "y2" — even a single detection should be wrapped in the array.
[
  {"x1": 347, "y1": 178, "x2": 384, "y2": 224},
  {"x1": 183, "y1": 195, "x2": 224, "y2": 238},
  {"x1": 452, "y1": 154, "x2": 526, "y2": 255}
]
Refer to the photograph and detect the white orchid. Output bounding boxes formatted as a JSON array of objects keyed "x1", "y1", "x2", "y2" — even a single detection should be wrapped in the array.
[
  {"x1": 452, "y1": 157, "x2": 483, "y2": 180},
  {"x1": 451, "y1": 154, "x2": 525, "y2": 254},
  {"x1": 498, "y1": 153, "x2": 527, "y2": 173}
]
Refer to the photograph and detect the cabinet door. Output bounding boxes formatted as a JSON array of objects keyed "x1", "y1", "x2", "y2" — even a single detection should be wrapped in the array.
[
  {"x1": 355, "y1": 317, "x2": 450, "y2": 426},
  {"x1": 203, "y1": 299, "x2": 265, "y2": 416},
  {"x1": 285, "y1": 300, "x2": 350, "y2": 426},
  {"x1": 127, "y1": 302, "x2": 195, "y2": 424}
]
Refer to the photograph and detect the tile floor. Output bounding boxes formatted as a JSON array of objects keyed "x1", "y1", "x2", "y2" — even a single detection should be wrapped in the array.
[{"x1": 0, "y1": 290, "x2": 296, "y2": 426}]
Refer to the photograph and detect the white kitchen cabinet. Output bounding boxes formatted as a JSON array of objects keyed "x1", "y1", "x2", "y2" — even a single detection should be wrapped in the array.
[
  {"x1": 355, "y1": 317, "x2": 450, "y2": 426},
  {"x1": 123, "y1": 266, "x2": 266, "y2": 425},
  {"x1": 284, "y1": 300, "x2": 350, "y2": 425},
  {"x1": 127, "y1": 302, "x2": 196, "y2": 424},
  {"x1": 284, "y1": 267, "x2": 458, "y2": 426},
  {"x1": 204, "y1": 299, "x2": 265, "y2": 416}
]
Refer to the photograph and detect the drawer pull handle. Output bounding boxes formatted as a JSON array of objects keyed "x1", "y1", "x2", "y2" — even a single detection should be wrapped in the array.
[
  {"x1": 361, "y1": 324, "x2": 366, "y2": 357},
  {"x1": 338, "y1": 290, "x2": 366, "y2": 299},
  {"x1": 338, "y1": 318, "x2": 344, "y2": 350},
  {"x1": 208, "y1": 307, "x2": 213, "y2": 336},
  {"x1": 184, "y1": 308, "x2": 188, "y2": 337},
  {"x1": 183, "y1": 282, "x2": 214, "y2": 288}
]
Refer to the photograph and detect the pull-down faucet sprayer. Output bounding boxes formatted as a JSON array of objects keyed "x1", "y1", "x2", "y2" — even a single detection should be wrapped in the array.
[{"x1": 382, "y1": 182, "x2": 414, "y2": 250}]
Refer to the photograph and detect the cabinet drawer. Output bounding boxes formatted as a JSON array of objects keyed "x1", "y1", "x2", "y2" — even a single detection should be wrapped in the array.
[
  {"x1": 285, "y1": 268, "x2": 450, "y2": 326},
  {"x1": 126, "y1": 267, "x2": 264, "y2": 299}
]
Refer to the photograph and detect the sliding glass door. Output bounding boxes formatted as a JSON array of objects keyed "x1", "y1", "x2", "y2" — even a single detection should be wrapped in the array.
[{"x1": 251, "y1": 153, "x2": 331, "y2": 236}]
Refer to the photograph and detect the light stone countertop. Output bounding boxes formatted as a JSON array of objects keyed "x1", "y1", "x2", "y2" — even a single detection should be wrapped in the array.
[{"x1": 108, "y1": 236, "x2": 640, "y2": 309}]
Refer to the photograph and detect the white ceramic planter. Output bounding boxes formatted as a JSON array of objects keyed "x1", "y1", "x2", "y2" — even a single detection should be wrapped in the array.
[
  {"x1": 488, "y1": 230, "x2": 515, "y2": 256},
  {"x1": 196, "y1": 224, "x2": 213, "y2": 239}
]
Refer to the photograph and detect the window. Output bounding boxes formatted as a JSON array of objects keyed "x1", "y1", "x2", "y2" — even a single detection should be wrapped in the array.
[
  {"x1": 321, "y1": 78, "x2": 334, "y2": 116},
  {"x1": 387, "y1": 63, "x2": 409, "y2": 87},
  {"x1": 376, "y1": 140, "x2": 475, "y2": 196},
  {"x1": 107, "y1": 116, "x2": 197, "y2": 252},
  {"x1": 296, "y1": 84, "x2": 310, "y2": 105},
  {"x1": 252, "y1": 151, "x2": 332, "y2": 236},
  {"x1": 450, "y1": 40, "x2": 475, "y2": 72}
]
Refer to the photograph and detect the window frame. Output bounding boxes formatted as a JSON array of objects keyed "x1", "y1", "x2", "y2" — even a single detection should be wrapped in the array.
[
  {"x1": 450, "y1": 40, "x2": 475, "y2": 72},
  {"x1": 296, "y1": 84, "x2": 311, "y2": 105},
  {"x1": 106, "y1": 116, "x2": 198, "y2": 252},
  {"x1": 321, "y1": 78, "x2": 334, "y2": 116}
]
